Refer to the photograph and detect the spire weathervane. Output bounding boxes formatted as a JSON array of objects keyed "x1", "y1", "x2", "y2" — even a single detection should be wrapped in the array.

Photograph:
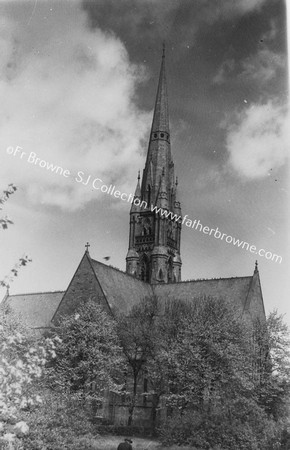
[
  {"x1": 85, "y1": 242, "x2": 90, "y2": 252},
  {"x1": 254, "y1": 260, "x2": 258, "y2": 273}
]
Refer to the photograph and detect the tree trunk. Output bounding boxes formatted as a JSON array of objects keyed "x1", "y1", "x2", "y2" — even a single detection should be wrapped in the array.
[
  {"x1": 127, "y1": 373, "x2": 138, "y2": 426},
  {"x1": 151, "y1": 394, "x2": 160, "y2": 436}
]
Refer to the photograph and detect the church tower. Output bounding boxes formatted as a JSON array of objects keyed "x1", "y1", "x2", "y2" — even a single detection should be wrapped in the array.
[{"x1": 126, "y1": 46, "x2": 182, "y2": 284}]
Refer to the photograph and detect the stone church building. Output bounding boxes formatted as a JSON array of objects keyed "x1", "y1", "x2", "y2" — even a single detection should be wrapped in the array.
[{"x1": 2, "y1": 49, "x2": 265, "y2": 426}]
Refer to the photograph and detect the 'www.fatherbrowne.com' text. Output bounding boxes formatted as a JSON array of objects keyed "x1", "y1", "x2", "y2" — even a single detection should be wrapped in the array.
[
  {"x1": 6, "y1": 147, "x2": 282, "y2": 264},
  {"x1": 149, "y1": 203, "x2": 282, "y2": 264}
]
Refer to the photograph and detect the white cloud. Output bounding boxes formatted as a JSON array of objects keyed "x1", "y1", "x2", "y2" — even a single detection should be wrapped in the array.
[
  {"x1": 225, "y1": 101, "x2": 289, "y2": 178},
  {"x1": 199, "y1": 0, "x2": 270, "y2": 24},
  {"x1": 0, "y1": 4, "x2": 150, "y2": 210},
  {"x1": 239, "y1": 48, "x2": 285, "y2": 83},
  {"x1": 261, "y1": 19, "x2": 278, "y2": 42},
  {"x1": 213, "y1": 48, "x2": 284, "y2": 85},
  {"x1": 224, "y1": 0, "x2": 269, "y2": 14}
]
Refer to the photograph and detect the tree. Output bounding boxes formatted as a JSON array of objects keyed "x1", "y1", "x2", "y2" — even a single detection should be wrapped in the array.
[
  {"x1": 142, "y1": 299, "x2": 192, "y2": 433},
  {"x1": 47, "y1": 299, "x2": 124, "y2": 402},
  {"x1": 159, "y1": 297, "x2": 282, "y2": 449},
  {"x1": 164, "y1": 297, "x2": 254, "y2": 410},
  {"x1": 0, "y1": 305, "x2": 57, "y2": 448},
  {"x1": 0, "y1": 184, "x2": 17, "y2": 230},
  {"x1": 0, "y1": 183, "x2": 31, "y2": 290},
  {"x1": 117, "y1": 296, "x2": 159, "y2": 427},
  {"x1": 254, "y1": 311, "x2": 290, "y2": 431}
]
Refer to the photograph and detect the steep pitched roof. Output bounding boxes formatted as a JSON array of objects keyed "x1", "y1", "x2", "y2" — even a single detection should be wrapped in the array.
[
  {"x1": 1, "y1": 255, "x2": 263, "y2": 329},
  {"x1": 153, "y1": 277, "x2": 253, "y2": 312},
  {"x1": 1, "y1": 291, "x2": 64, "y2": 329},
  {"x1": 89, "y1": 258, "x2": 259, "y2": 318},
  {"x1": 90, "y1": 259, "x2": 153, "y2": 315}
]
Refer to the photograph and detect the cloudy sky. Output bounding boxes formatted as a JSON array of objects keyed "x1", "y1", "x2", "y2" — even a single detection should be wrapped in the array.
[{"x1": 0, "y1": 0, "x2": 289, "y2": 323}]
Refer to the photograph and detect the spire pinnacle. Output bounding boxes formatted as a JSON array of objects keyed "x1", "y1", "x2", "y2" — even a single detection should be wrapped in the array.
[
  {"x1": 254, "y1": 260, "x2": 258, "y2": 273},
  {"x1": 151, "y1": 44, "x2": 169, "y2": 134},
  {"x1": 85, "y1": 242, "x2": 90, "y2": 253},
  {"x1": 133, "y1": 172, "x2": 141, "y2": 198}
]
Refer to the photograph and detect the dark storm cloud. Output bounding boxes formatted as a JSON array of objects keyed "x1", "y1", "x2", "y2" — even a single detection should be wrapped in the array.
[{"x1": 82, "y1": 0, "x2": 277, "y2": 47}]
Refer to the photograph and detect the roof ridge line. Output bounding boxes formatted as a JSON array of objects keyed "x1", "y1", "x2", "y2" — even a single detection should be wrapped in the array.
[
  {"x1": 91, "y1": 258, "x2": 153, "y2": 286},
  {"x1": 155, "y1": 275, "x2": 253, "y2": 285},
  {"x1": 6, "y1": 290, "x2": 65, "y2": 297}
]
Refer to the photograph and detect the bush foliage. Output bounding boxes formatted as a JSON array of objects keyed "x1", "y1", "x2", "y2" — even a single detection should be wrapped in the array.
[{"x1": 1, "y1": 295, "x2": 290, "y2": 449}]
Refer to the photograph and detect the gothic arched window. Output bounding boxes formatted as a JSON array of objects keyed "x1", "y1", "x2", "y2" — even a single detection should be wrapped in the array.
[
  {"x1": 167, "y1": 221, "x2": 173, "y2": 239},
  {"x1": 142, "y1": 218, "x2": 152, "y2": 236},
  {"x1": 140, "y1": 254, "x2": 150, "y2": 282},
  {"x1": 167, "y1": 257, "x2": 173, "y2": 283}
]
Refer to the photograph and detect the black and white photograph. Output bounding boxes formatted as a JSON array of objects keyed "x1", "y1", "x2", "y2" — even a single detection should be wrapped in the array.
[{"x1": 0, "y1": 0, "x2": 289, "y2": 449}]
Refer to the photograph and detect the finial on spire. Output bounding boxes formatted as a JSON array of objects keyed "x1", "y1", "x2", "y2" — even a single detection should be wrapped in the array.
[
  {"x1": 254, "y1": 260, "x2": 258, "y2": 273},
  {"x1": 175, "y1": 176, "x2": 178, "y2": 186},
  {"x1": 162, "y1": 42, "x2": 165, "y2": 58},
  {"x1": 137, "y1": 170, "x2": 140, "y2": 181},
  {"x1": 85, "y1": 242, "x2": 90, "y2": 252}
]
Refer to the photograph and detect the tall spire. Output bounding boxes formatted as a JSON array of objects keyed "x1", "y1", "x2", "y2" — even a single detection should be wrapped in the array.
[
  {"x1": 126, "y1": 46, "x2": 182, "y2": 284},
  {"x1": 151, "y1": 43, "x2": 169, "y2": 134},
  {"x1": 141, "y1": 44, "x2": 173, "y2": 207}
]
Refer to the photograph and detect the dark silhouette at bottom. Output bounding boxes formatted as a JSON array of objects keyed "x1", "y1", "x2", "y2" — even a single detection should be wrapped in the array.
[{"x1": 117, "y1": 437, "x2": 133, "y2": 450}]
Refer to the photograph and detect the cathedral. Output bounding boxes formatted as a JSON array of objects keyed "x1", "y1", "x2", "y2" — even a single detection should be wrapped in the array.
[{"x1": 2, "y1": 49, "x2": 265, "y2": 425}]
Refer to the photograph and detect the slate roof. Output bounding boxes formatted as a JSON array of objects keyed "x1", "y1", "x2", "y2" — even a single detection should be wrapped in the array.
[
  {"x1": 1, "y1": 257, "x2": 258, "y2": 329},
  {"x1": 89, "y1": 259, "x2": 255, "y2": 315},
  {"x1": 1, "y1": 291, "x2": 64, "y2": 329},
  {"x1": 153, "y1": 277, "x2": 253, "y2": 311},
  {"x1": 90, "y1": 259, "x2": 153, "y2": 315}
]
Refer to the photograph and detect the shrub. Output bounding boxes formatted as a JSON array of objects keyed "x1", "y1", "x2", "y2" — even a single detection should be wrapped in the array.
[
  {"x1": 22, "y1": 390, "x2": 98, "y2": 450},
  {"x1": 159, "y1": 408, "x2": 282, "y2": 450},
  {"x1": 0, "y1": 309, "x2": 57, "y2": 448}
]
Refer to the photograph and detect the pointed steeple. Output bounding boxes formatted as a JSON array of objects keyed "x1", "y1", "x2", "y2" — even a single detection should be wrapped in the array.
[
  {"x1": 135, "y1": 170, "x2": 141, "y2": 198},
  {"x1": 126, "y1": 47, "x2": 182, "y2": 284},
  {"x1": 151, "y1": 43, "x2": 169, "y2": 135},
  {"x1": 130, "y1": 171, "x2": 142, "y2": 213},
  {"x1": 141, "y1": 44, "x2": 173, "y2": 207}
]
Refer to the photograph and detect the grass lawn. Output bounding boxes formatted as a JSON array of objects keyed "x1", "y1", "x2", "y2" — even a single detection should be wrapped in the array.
[
  {"x1": 91, "y1": 435, "x2": 198, "y2": 449},
  {"x1": 92, "y1": 435, "x2": 160, "y2": 449}
]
